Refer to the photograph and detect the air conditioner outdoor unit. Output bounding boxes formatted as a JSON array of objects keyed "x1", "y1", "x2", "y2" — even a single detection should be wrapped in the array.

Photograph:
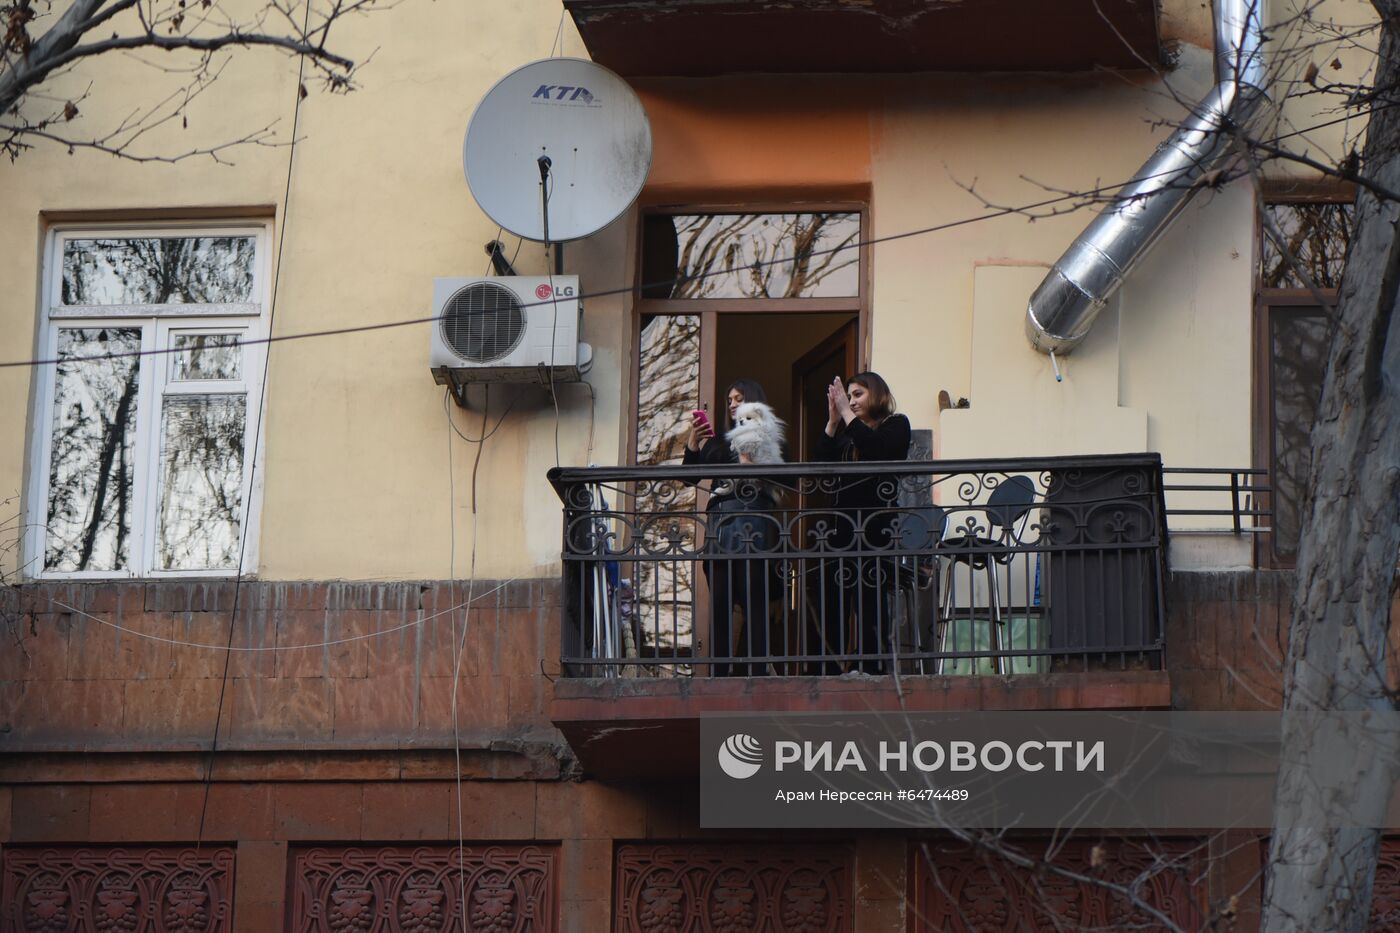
[{"x1": 429, "y1": 276, "x2": 592, "y2": 386}]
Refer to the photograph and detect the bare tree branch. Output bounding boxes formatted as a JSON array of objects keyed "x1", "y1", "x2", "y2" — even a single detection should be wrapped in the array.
[{"x1": 1, "y1": 0, "x2": 392, "y2": 163}]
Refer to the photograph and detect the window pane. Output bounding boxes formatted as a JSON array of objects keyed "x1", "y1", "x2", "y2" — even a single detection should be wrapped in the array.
[
  {"x1": 1270, "y1": 309, "x2": 1331, "y2": 559},
  {"x1": 642, "y1": 213, "x2": 860, "y2": 299},
  {"x1": 634, "y1": 315, "x2": 701, "y2": 654},
  {"x1": 1260, "y1": 203, "x2": 1353, "y2": 289},
  {"x1": 44, "y1": 328, "x2": 142, "y2": 572},
  {"x1": 637, "y1": 315, "x2": 701, "y2": 466},
  {"x1": 171, "y1": 333, "x2": 242, "y2": 381},
  {"x1": 61, "y1": 236, "x2": 255, "y2": 305},
  {"x1": 156, "y1": 395, "x2": 247, "y2": 571}
]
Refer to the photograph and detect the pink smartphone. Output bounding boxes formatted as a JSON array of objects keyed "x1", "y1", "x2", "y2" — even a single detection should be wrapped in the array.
[{"x1": 691, "y1": 408, "x2": 711, "y2": 430}]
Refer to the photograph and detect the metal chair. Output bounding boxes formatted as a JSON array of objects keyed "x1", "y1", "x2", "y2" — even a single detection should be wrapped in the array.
[
  {"x1": 888, "y1": 504, "x2": 947, "y2": 673},
  {"x1": 934, "y1": 475, "x2": 1036, "y2": 675}
]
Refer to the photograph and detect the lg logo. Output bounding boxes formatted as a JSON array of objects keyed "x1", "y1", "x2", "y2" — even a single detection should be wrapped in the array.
[
  {"x1": 718, "y1": 734, "x2": 763, "y2": 780},
  {"x1": 534, "y1": 283, "x2": 577, "y2": 300}
]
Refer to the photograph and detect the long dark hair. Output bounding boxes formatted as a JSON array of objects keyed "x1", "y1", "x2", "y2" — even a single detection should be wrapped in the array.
[
  {"x1": 849, "y1": 371, "x2": 895, "y2": 422},
  {"x1": 725, "y1": 378, "x2": 768, "y2": 428}
]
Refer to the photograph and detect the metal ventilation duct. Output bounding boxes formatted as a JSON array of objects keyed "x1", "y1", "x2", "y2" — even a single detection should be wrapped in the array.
[{"x1": 1025, "y1": 0, "x2": 1271, "y2": 355}]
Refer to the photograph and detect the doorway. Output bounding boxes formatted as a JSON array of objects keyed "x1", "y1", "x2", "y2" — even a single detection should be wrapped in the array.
[{"x1": 712, "y1": 313, "x2": 858, "y2": 459}]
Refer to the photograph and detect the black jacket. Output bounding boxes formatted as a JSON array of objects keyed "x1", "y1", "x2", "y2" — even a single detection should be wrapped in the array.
[
  {"x1": 683, "y1": 437, "x2": 751, "y2": 511},
  {"x1": 814, "y1": 413, "x2": 912, "y2": 512},
  {"x1": 682, "y1": 436, "x2": 734, "y2": 468}
]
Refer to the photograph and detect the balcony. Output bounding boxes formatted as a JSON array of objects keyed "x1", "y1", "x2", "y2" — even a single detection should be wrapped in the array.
[
  {"x1": 546, "y1": 454, "x2": 1249, "y2": 777},
  {"x1": 563, "y1": 0, "x2": 1163, "y2": 78}
]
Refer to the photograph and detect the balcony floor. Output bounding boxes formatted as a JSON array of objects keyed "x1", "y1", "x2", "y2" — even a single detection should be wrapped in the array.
[{"x1": 552, "y1": 671, "x2": 1171, "y2": 779}]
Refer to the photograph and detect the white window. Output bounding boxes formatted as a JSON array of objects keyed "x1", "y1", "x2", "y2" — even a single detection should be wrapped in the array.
[{"x1": 27, "y1": 224, "x2": 270, "y2": 578}]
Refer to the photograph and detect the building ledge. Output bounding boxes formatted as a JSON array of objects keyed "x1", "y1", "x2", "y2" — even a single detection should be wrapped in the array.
[
  {"x1": 552, "y1": 672, "x2": 1170, "y2": 778},
  {"x1": 565, "y1": 0, "x2": 1162, "y2": 76}
]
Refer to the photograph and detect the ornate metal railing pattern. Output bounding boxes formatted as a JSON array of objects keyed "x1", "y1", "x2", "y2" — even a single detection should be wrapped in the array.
[{"x1": 548, "y1": 454, "x2": 1169, "y2": 678}]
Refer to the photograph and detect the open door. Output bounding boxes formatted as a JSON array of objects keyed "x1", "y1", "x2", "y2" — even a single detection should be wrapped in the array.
[{"x1": 791, "y1": 319, "x2": 858, "y2": 463}]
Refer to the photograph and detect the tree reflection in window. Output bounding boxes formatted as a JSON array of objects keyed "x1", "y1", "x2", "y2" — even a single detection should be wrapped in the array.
[
  {"x1": 634, "y1": 315, "x2": 701, "y2": 656},
  {"x1": 1260, "y1": 203, "x2": 1353, "y2": 289},
  {"x1": 157, "y1": 395, "x2": 246, "y2": 571},
  {"x1": 62, "y1": 236, "x2": 255, "y2": 305},
  {"x1": 642, "y1": 213, "x2": 859, "y2": 300},
  {"x1": 44, "y1": 328, "x2": 141, "y2": 572},
  {"x1": 1270, "y1": 310, "x2": 1330, "y2": 559},
  {"x1": 171, "y1": 334, "x2": 241, "y2": 381}
]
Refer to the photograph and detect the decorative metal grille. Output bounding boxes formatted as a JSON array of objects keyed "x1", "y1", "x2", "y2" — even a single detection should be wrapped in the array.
[
  {"x1": 908, "y1": 837, "x2": 1209, "y2": 931},
  {"x1": 614, "y1": 843, "x2": 852, "y2": 933},
  {"x1": 289, "y1": 845, "x2": 558, "y2": 933},
  {"x1": 1, "y1": 846, "x2": 234, "y2": 933},
  {"x1": 551, "y1": 454, "x2": 1170, "y2": 677}
]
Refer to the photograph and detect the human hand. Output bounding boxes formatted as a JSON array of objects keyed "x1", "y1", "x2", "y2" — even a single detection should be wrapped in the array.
[
  {"x1": 686, "y1": 410, "x2": 715, "y2": 451},
  {"x1": 824, "y1": 377, "x2": 843, "y2": 436},
  {"x1": 828, "y1": 376, "x2": 853, "y2": 421}
]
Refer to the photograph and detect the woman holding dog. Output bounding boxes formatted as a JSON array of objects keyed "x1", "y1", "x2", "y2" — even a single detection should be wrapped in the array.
[
  {"x1": 683, "y1": 379, "x2": 783, "y2": 676},
  {"x1": 812, "y1": 371, "x2": 911, "y2": 674},
  {"x1": 683, "y1": 378, "x2": 768, "y2": 467}
]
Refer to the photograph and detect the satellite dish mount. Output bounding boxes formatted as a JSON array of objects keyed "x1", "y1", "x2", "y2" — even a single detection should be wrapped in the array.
[
  {"x1": 464, "y1": 57, "x2": 653, "y2": 273},
  {"x1": 537, "y1": 154, "x2": 562, "y2": 274}
]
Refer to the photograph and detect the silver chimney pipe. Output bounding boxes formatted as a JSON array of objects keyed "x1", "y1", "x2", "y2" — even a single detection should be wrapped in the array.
[{"x1": 1025, "y1": 0, "x2": 1271, "y2": 354}]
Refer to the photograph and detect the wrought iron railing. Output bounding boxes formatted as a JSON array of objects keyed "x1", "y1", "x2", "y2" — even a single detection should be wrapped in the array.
[
  {"x1": 1162, "y1": 467, "x2": 1271, "y2": 534},
  {"x1": 549, "y1": 453, "x2": 1170, "y2": 679}
]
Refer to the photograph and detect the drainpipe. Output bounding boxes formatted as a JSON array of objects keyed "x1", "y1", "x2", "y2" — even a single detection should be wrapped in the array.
[{"x1": 1025, "y1": 0, "x2": 1271, "y2": 355}]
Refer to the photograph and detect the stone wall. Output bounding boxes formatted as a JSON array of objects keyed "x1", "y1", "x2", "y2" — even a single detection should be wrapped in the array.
[
  {"x1": 1, "y1": 580, "x2": 562, "y2": 756},
  {"x1": 3, "y1": 570, "x2": 1388, "y2": 930}
]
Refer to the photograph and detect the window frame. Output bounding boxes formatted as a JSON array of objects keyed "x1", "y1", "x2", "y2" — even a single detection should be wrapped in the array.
[
  {"x1": 629, "y1": 201, "x2": 872, "y2": 467},
  {"x1": 25, "y1": 221, "x2": 271, "y2": 580},
  {"x1": 625, "y1": 202, "x2": 871, "y2": 662},
  {"x1": 1252, "y1": 185, "x2": 1350, "y2": 569},
  {"x1": 1252, "y1": 292, "x2": 1335, "y2": 569}
]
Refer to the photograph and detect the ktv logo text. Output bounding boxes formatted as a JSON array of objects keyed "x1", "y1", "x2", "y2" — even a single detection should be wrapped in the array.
[{"x1": 532, "y1": 85, "x2": 599, "y2": 105}]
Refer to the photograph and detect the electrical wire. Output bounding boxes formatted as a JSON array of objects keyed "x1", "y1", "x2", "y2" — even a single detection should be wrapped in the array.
[
  {"x1": 39, "y1": 579, "x2": 518, "y2": 651},
  {"x1": 443, "y1": 385, "x2": 516, "y2": 443},
  {"x1": 6, "y1": 125, "x2": 1346, "y2": 375},
  {"x1": 446, "y1": 385, "x2": 465, "y2": 920},
  {"x1": 0, "y1": 193, "x2": 1081, "y2": 369},
  {"x1": 583, "y1": 380, "x2": 597, "y2": 464},
  {"x1": 545, "y1": 252, "x2": 563, "y2": 468},
  {"x1": 6, "y1": 105, "x2": 1395, "y2": 374},
  {"x1": 485, "y1": 224, "x2": 502, "y2": 276},
  {"x1": 195, "y1": 1, "x2": 311, "y2": 850},
  {"x1": 549, "y1": 9, "x2": 567, "y2": 58},
  {"x1": 446, "y1": 372, "x2": 488, "y2": 926},
  {"x1": 538, "y1": 0, "x2": 563, "y2": 476}
]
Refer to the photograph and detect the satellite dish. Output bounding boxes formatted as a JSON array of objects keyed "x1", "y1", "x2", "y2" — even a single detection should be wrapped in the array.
[{"x1": 464, "y1": 58, "x2": 653, "y2": 243}]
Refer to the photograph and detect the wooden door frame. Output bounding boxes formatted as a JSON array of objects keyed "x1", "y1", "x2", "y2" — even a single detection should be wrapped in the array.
[
  {"x1": 627, "y1": 202, "x2": 871, "y2": 464},
  {"x1": 624, "y1": 203, "x2": 870, "y2": 666},
  {"x1": 1249, "y1": 185, "x2": 1351, "y2": 568},
  {"x1": 790, "y1": 317, "x2": 859, "y2": 464},
  {"x1": 1252, "y1": 289, "x2": 1336, "y2": 569}
]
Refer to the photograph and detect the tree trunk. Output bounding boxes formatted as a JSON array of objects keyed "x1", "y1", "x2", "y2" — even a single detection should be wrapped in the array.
[{"x1": 1261, "y1": 5, "x2": 1400, "y2": 930}]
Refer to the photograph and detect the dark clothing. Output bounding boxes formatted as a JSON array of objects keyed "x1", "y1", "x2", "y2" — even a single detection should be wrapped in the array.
[
  {"x1": 684, "y1": 436, "x2": 781, "y2": 675},
  {"x1": 810, "y1": 414, "x2": 912, "y2": 673},
  {"x1": 813, "y1": 413, "x2": 913, "y2": 512},
  {"x1": 683, "y1": 437, "x2": 738, "y2": 505},
  {"x1": 704, "y1": 489, "x2": 780, "y2": 675},
  {"x1": 682, "y1": 436, "x2": 733, "y2": 467}
]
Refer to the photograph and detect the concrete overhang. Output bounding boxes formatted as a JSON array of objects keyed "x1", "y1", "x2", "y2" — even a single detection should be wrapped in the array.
[{"x1": 564, "y1": 0, "x2": 1163, "y2": 77}]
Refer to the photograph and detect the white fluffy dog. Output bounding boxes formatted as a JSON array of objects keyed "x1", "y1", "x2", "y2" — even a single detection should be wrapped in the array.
[{"x1": 726, "y1": 401, "x2": 786, "y2": 465}]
